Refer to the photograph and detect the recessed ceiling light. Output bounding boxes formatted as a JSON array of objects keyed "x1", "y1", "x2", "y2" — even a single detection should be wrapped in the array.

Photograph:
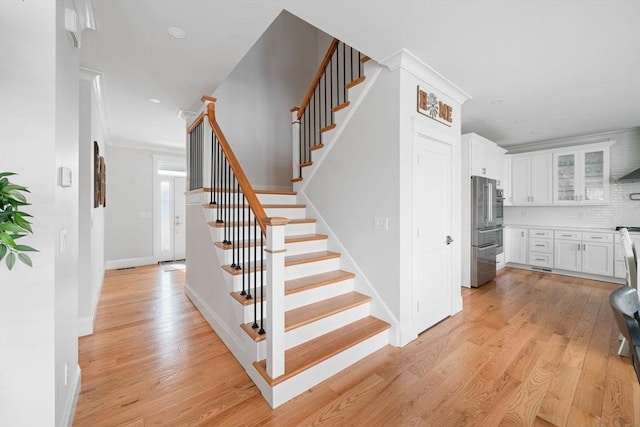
[
  {"x1": 148, "y1": 98, "x2": 161, "y2": 104},
  {"x1": 168, "y1": 26, "x2": 186, "y2": 39}
]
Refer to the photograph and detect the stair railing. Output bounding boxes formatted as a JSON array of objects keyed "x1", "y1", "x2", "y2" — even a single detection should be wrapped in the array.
[
  {"x1": 196, "y1": 96, "x2": 288, "y2": 379},
  {"x1": 291, "y1": 38, "x2": 366, "y2": 181}
]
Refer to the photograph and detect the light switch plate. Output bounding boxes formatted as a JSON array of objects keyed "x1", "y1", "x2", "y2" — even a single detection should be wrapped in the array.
[
  {"x1": 59, "y1": 167, "x2": 72, "y2": 187},
  {"x1": 373, "y1": 216, "x2": 389, "y2": 230}
]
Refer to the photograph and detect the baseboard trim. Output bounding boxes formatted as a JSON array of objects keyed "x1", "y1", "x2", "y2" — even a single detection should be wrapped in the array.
[
  {"x1": 62, "y1": 364, "x2": 81, "y2": 427},
  {"x1": 105, "y1": 256, "x2": 154, "y2": 270}
]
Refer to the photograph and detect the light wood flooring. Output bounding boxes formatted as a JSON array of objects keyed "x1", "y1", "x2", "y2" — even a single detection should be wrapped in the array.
[{"x1": 74, "y1": 266, "x2": 640, "y2": 426}]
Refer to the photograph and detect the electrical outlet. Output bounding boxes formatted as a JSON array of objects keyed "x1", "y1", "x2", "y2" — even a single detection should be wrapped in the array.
[
  {"x1": 373, "y1": 216, "x2": 389, "y2": 230},
  {"x1": 521, "y1": 211, "x2": 527, "y2": 217}
]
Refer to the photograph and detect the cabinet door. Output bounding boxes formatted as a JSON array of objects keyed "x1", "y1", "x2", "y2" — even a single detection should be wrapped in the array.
[
  {"x1": 581, "y1": 149, "x2": 608, "y2": 203},
  {"x1": 511, "y1": 157, "x2": 531, "y2": 205},
  {"x1": 530, "y1": 153, "x2": 552, "y2": 204},
  {"x1": 506, "y1": 228, "x2": 528, "y2": 264},
  {"x1": 554, "y1": 152, "x2": 577, "y2": 203},
  {"x1": 582, "y1": 242, "x2": 614, "y2": 276},
  {"x1": 471, "y1": 140, "x2": 490, "y2": 177},
  {"x1": 503, "y1": 155, "x2": 512, "y2": 205},
  {"x1": 554, "y1": 240, "x2": 581, "y2": 272}
]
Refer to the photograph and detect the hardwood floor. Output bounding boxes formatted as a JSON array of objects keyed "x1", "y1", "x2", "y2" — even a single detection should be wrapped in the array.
[{"x1": 74, "y1": 266, "x2": 640, "y2": 426}]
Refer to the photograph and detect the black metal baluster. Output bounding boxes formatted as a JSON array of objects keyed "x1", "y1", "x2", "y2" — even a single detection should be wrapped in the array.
[
  {"x1": 337, "y1": 42, "x2": 341, "y2": 106},
  {"x1": 358, "y1": 51, "x2": 362, "y2": 79},
  {"x1": 210, "y1": 131, "x2": 215, "y2": 205},
  {"x1": 235, "y1": 182, "x2": 241, "y2": 271},
  {"x1": 330, "y1": 55, "x2": 334, "y2": 121},
  {"x1": 230, "y1": 174, "x2": 236, "y2": 268},
  {"x1": 342, "y1": 42, "x2": 347, "y2": 103},
  {"x1": 251, "y1": 216, "x2": 258, "y2": 328},
  {"x1": 259, "y1": 229, "x2": 265, "y2": 335},
  {"x1": 311, "y1": 91, "x2": 315, "y2": 151},
  {"x1": 350, "y1": 44, "x2": 354, "y2": 86},
  {"x1": 298, "y1": 115, "x2": 303, "y2": 179},
  {"x1": 239, "y1": 188, "x2": 245, "y2": 299},
  {"x1": 323, "y1": 69, "x2": 327, "y2": 129},
  {"x1": 315, "y1": 85, "x2": 319, "y2": 146},
  {"x1": 216, "y1": 141, "x2": 223, "y2": 223}
]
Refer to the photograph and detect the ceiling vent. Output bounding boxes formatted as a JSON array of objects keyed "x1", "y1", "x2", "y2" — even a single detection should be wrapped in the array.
[{"x1": 65, "y1": 8, "x2": 81, "y2": 49}]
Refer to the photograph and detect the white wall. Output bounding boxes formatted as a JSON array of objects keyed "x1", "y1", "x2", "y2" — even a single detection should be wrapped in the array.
[
  {"x1": 304, "y1": 67, "x2": 402, "y2": 321},
  {"x1": 0, "y1": 1, "x2": 80, "y2": 425},
  {"x1": 210, "y1": 10, "x2": 320, "y2": 189},
  {"x1": 504, "y1": 128, "x2": 640, "y2": 228},
  {"x1": 78, "y1": 75, "x2": 106, "y2": 336},
  {"x1": 105, "y1": 145, "x2": 185, "y2": 268}
]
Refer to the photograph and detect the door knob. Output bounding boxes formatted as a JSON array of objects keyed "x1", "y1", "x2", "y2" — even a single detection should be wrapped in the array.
[{"x1": 446, "y1": 235, "x2": 453, "y2": 245}]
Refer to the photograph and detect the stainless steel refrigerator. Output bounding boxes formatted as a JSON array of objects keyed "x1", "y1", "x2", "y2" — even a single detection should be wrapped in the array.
[{"x1": 471, "y1": 176, "x2": 503, "y2": 287}]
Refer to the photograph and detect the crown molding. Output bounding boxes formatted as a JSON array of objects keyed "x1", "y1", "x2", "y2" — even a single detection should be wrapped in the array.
[
  {"x1": 379, "y1": 48, "x2": 471, "y2": 105},
  {"x1": 79, "y1": 66, "x2": 111, "y2": 144},
  {"x1": 107, "y1": 138, "x2": 186, "y2": 155},
  {"x1": 505, "y1": 127, "x2": 640, "y2": 154}
]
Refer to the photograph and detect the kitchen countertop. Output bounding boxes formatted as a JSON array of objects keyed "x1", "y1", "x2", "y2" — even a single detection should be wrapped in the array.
[{"x1": 504, "y1": 224, "x2": 640, "y2": 235}]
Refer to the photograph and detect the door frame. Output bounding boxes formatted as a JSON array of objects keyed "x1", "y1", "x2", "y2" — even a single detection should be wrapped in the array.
[
  {"x1": 153, "y1": 154, "x2": 186, "y2": 263},
  {"x1": 410, "y1": 120, "x2": 462, "y2": 337}
]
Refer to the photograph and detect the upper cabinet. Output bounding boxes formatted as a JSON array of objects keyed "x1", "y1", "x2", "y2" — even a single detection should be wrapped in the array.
[
  {"x1": 511, "y1": 152, "x2": 553, "y2": 205},
  {"x1": 553, "y1": 146, "x2": 610, "y2": 204},
  {"x1": 462, "y1": 133, "x2": 507, "y2": 183},
  {"x1": 509, "y1": 142, "x2": 613, "y2": 206}
]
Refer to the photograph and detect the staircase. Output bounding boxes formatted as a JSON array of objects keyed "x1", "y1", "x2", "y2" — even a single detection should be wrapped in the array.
[
  {"x1": 202, "y1": 189, "x2": 390, "y2": 407},
  {"x1": 185, "y1": 39, "x2": 390, "y2": 408}
]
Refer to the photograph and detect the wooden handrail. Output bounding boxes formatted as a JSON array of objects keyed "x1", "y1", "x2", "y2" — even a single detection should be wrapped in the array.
[
  {"x1": 296, "y1": 38, "x2": 339, "y2": 120},
  {"x1": 187, "y1": 112, "x2": 205, "y2": 134},
  {"x1": 204, "y1": 101, "x2": 268, "y2": 236}
]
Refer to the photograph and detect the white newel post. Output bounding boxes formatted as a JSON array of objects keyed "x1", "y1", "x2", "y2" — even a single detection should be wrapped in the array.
[
  {"x1": 265, "y1": 217, "x2": 290, "y2": 378},
  {"x1": 291, "y1": 107, "x2": 300, "y2": 179}
]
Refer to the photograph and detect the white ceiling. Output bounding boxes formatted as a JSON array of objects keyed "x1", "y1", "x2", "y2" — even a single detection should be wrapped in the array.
[{"x1": 80, "y1": 0, "x2": 640, "y2": 151}]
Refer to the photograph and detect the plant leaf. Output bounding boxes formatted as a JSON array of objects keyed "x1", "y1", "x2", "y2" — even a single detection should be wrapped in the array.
[
  {"x1": 18, "y1": 253, "x2": 32, "y2": 267},
  {"x1": 14, "y1": 244, "x2": 38, "y2": 252},
  {"x1": 3, "y1": 184, "x2": 29, "y2": 193},
  {"x1": 13, "y1": 215, "x2": 32, "y2": 233},
  {"x1": 0, "y1": 232, "x2": 16, "y2": 247},
  {"x1": 0, "y1": 172, "x2": 16, "y2": 178},
  {"x1": 6, "y1": 252, "x2": 15, "y2": 270},
  {"x1": 10, "y1": 192, "x2": 27, "y2": 203},
  {"x1": 0, "y1": 244, "x2": 6, "y2": 262},
  {"x1": 2, "y1": 222, "x2": 26, "y2": 234}
]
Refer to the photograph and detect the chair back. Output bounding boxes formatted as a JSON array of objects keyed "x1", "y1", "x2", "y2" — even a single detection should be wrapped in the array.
[
  {"x1": 609, "y1": 285, "x2": 640, "y2": 382},
  {"x1": 620, "y1": 228, "x2": 638, "y2": 289}
]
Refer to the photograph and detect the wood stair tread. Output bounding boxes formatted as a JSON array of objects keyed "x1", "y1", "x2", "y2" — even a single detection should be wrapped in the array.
[
  {"x1": 253, "y1": 316, "x2": 390, "y2": 385},
  {"x1": 332, "y1": 101, "x2": 350, "y2": 112},
  {"x1": 309, "y1": 143, "x2": 324, "y2": 151},
  {"x1": 203, "y1": 203, "x2": 306, "y2": 209},
  {"x1": 208, "y1": 218, "x2": 316, "y2": 228},
  {"x1": 231, "y1": 269, "x2": 353, "y2": 306},
  {"x1": 241, "y1": 291, "x2": 371, "y2": 342},
  {"x1": 215, "y1": 234, "x2": 328, "y2": 250},
  {"x1": 345, "y1": 76, "x2": 365, "y2": 89},
  {"x1": 285, "y1": 251, "x2": 340, "y2": 266},
  {"x1": 285, "y1": 270, "x2": 355, "y2": 294}
]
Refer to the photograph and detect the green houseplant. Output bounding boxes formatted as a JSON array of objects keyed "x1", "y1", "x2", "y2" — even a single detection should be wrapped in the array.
[{"x1": 0, "y1": 172, "x2": 37, "y2": 270}]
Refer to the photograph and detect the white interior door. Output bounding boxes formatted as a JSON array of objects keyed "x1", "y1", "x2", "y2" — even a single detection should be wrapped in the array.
[
  {"x1": 157, "y1": 176, "x2": 186, "y2": 262},
  {"x1": 413, "y1": 133, "x2": 453, "y2": 334},
  {"x1": 173, "y1": 177, "x2": 186, "y2": 260}
]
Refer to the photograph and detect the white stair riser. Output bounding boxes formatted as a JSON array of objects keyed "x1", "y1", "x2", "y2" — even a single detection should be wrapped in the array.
[
  {"x1": 209, "y1": 222, "x2": 317, "y2": 242},
  {"x1": 285, "y1": 278, "x2": 354, "y2": 311},
  {"x1": 285, "y1": 239, "x2": 327, "y2": 256},
  {"x1": 240, "y1": 299, "x2": 268, "y2": 324},
  {"x1": 256, "y1": 194, "x2": 298, "y2": 205},
  {"x1": 284, "y1": 302, "x2": 370, "y2": 350},
  {"x1": 220, "y1": 237, "x2": 327, "y2": 264},
  {"x1": 228, "y1": 272, "x2": 265, "y2": 293},
  {"x1": 204, "y1": 207, "x2": 306, "y2": 222},
  {"x1": 285, "y1": 258, "x2": 341, "y2": 281},
  {"x1": 270, "y1": 329, "x2": 389, "y2": 408}
]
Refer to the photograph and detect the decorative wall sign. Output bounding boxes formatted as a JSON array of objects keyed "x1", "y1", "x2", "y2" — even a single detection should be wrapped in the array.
[
  {"x1": 94, "y1": 141, "x2": 106, "y2": 208},
  {"x1": 417, "y1": 85, "x2": 453, "y2": 127},
  {"x1": 94, "y1": 141, "x2": 100, "y2": 207}
]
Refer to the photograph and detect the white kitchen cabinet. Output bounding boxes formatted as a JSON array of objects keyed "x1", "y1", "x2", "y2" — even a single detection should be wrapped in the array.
[
  {"x1": 554, "y1": 231, "x2": 614, "y2": 275},
  {"x1": 506, "y1": 227, "x2": 528, "y2": 264},
  {"x1": 553, "y1": 145, "x2": 610, "y2": 204},
  {"x1": 503, "y1": 155, "x2": 512, "y2": 205},
  {"x1": 529, "y1": 229, "x2": 553, "y2": 268},
  {"x1": 463, "y1": 133, "x2": 506, "y2": 181},
  {"x1": 511, "y1": 152, "x2": 553, "y2": 205}
]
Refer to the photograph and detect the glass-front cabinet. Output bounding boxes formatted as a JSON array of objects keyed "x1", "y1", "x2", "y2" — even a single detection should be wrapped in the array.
[{"x1": 553, "y1": 146, "x2": 609, "y2": 204}]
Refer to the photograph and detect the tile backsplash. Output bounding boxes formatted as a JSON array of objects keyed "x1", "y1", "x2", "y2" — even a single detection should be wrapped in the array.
[{"x1": 504, "y1": 128, "x2": 640, "y2": 229}]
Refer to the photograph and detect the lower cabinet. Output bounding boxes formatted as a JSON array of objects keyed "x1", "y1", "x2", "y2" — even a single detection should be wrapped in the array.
[
  {"x1": 528, "y1": 229, "x2": 553, "y2": 268},
  {"x1": 506, "y1": 227, "x2": 528, "y2": 264},
  {"x1": 553, "y1": 231, "x2": 614, "y2": 276}
]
